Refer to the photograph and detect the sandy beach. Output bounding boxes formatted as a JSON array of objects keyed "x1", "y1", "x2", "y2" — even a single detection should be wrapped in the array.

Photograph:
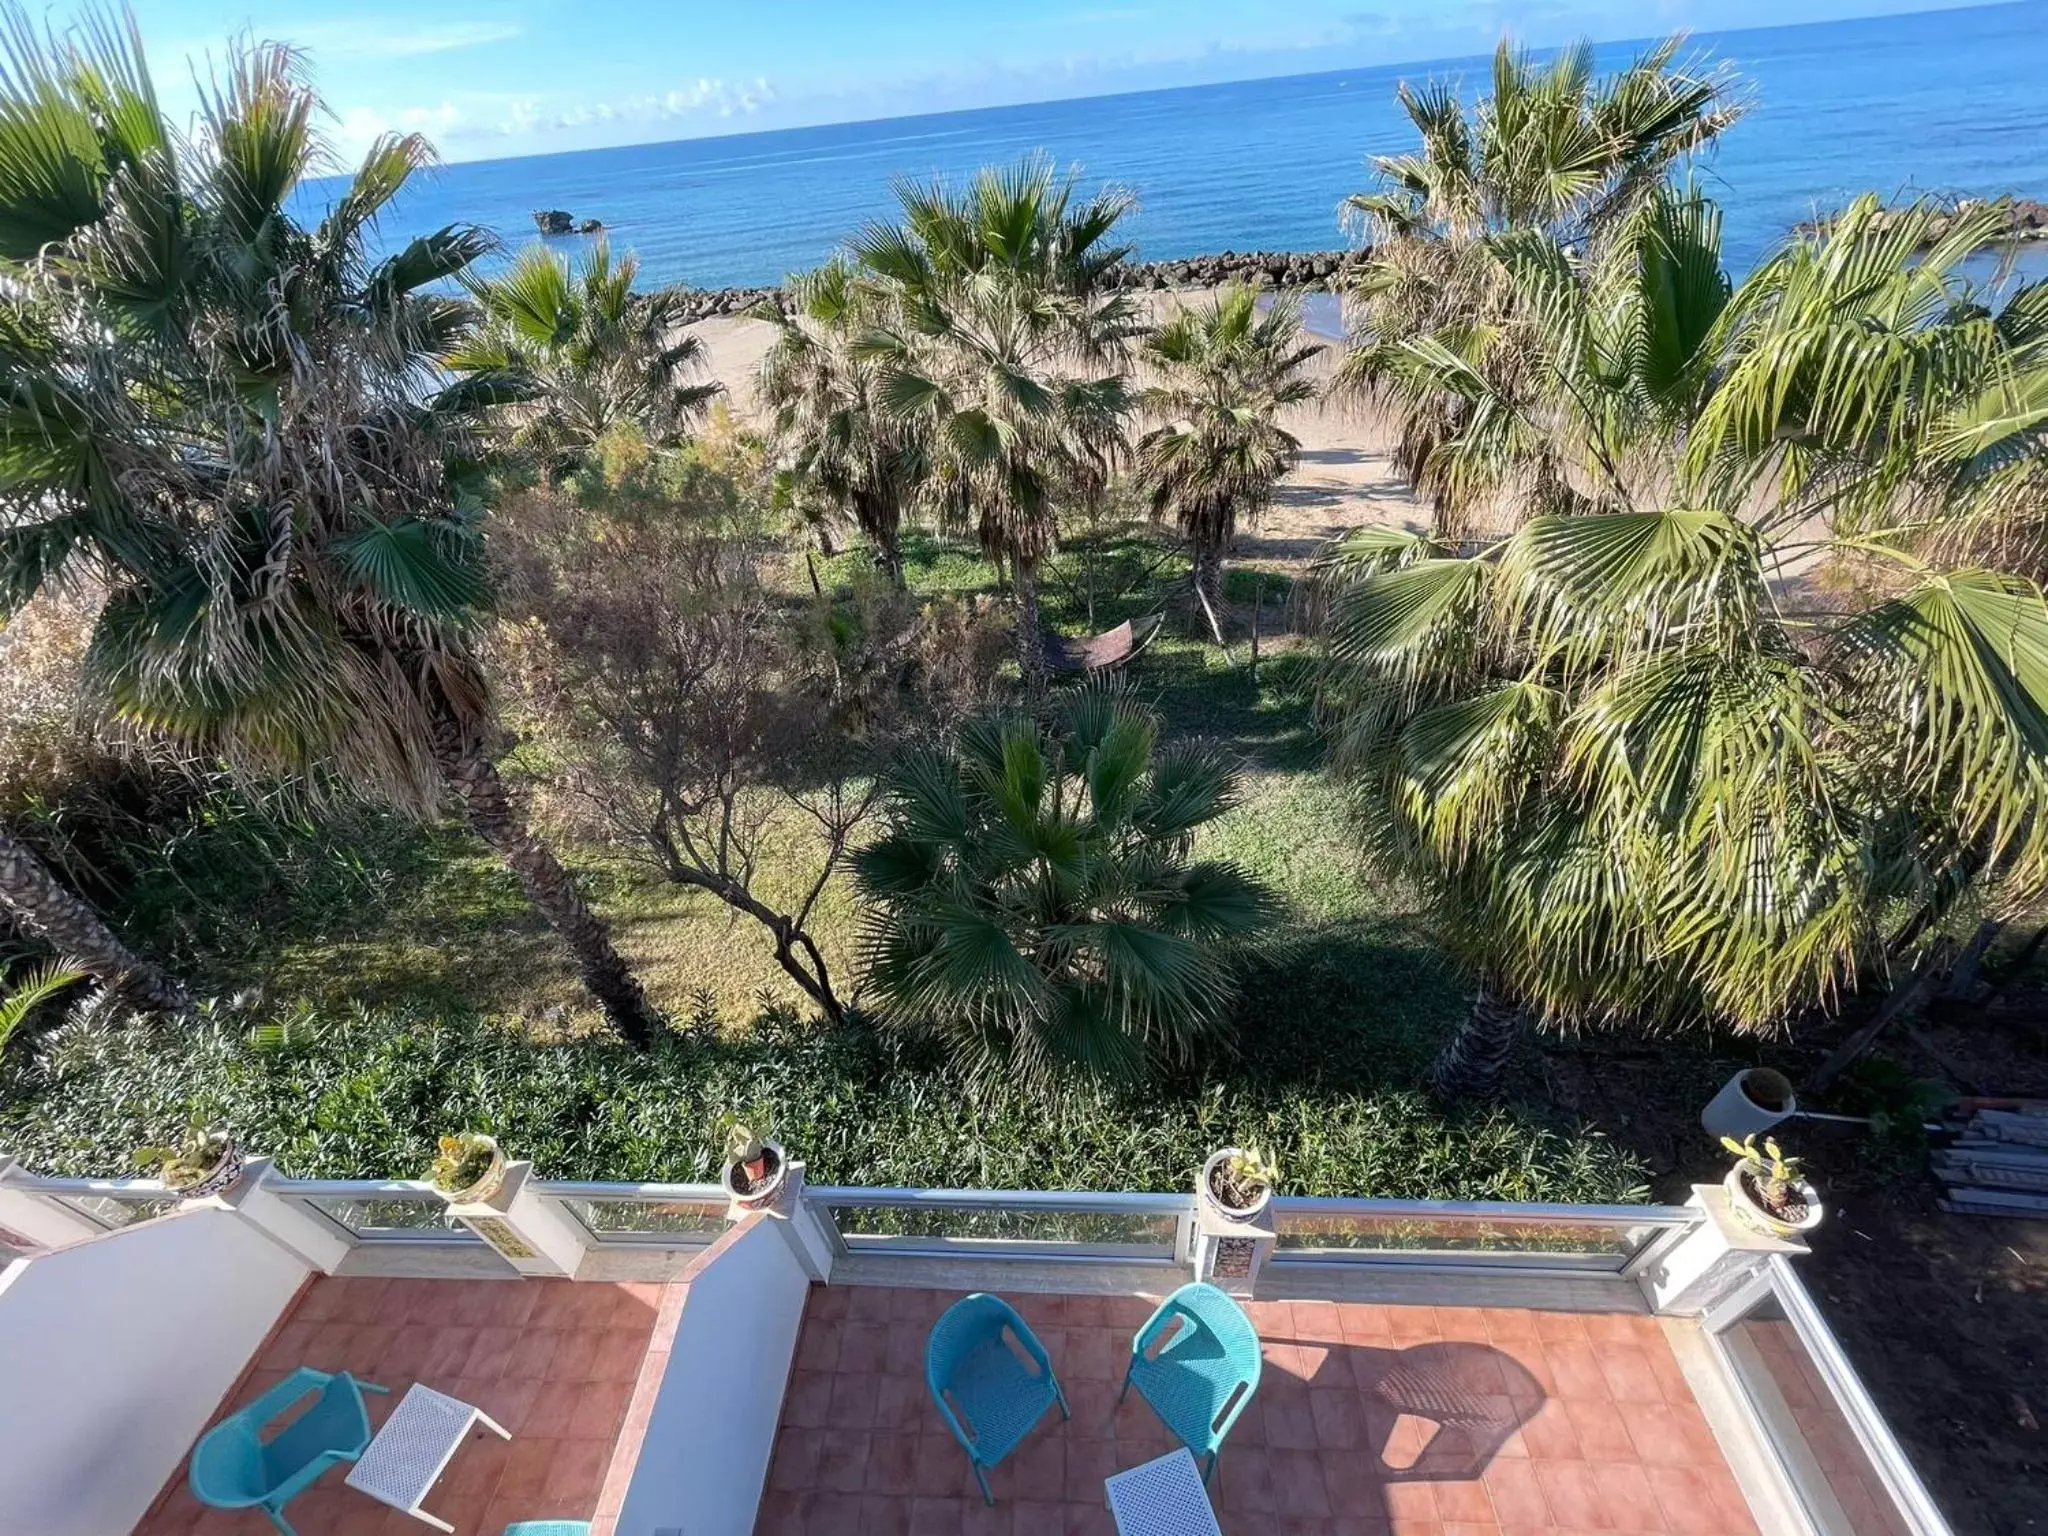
[{"x1": 687, "y1": 294, "x2": 1431, "y2": 575}]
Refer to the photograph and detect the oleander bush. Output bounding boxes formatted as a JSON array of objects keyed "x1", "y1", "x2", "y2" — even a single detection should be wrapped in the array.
[{"x1": 0, "y1": 997, "x2": 1647, "y2": 1202}]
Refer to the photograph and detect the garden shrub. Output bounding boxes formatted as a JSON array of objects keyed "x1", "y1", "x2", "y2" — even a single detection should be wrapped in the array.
[{"x1": 0, "y1": 998, "x2": 1647, "y2": 1203}]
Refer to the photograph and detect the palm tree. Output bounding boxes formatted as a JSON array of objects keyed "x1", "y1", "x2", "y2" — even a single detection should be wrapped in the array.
[
  {"x1": 450, "y1": 238, "x2": 721, "y2": 471},
  {"x1": 1135, "y1": 284, "x2": 1321, "y2": 641},
  {"x1": 853, "y1": 159, "x2": 1140, "y2": 685},
  {"x1": 0, "y1": 830, "x2": 183, "y2": 1013},
  {"x1": 1345, "y1": 36, "x2": 1742, "y2": 245},
  {"x1": 0, "y1": 956, "x2": 82, "y2": 1051},
  {"x1": 1319, "y1": 196, "x2": 2048, "y2": 1098},
  {"x1": 1365, "y1": 185, "x2": 1731, "y2": 522},
  {"x1": 755, "y1": 258, "x2": 922, "y2": 584},
  {"x1": 0, "y1": 19, "x2": 658, "y2": 1043},
  {"x1": 1337, "y1": 36, "x2": 1743, "y2": 528},
  {"x1": 854, "y1": 683, "x2": 1273, "y2": 1079}
]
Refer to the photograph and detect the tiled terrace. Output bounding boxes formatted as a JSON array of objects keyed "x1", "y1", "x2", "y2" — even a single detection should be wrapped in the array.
[
  {"x1": 134, "y1": 1274, "x2": 683, "y2": 1536},
  {"x1": 756, "y1": 1286, "x2": 1763, "y2": 1535}
]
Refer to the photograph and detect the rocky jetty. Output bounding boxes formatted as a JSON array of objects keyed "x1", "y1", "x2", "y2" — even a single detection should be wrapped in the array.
[
  {"x1": 533, "y1": 210, "x2": 606, "y2": 236},
  {"x1": 673, "y1": 286, "x2": 786, "y2": 324},
  {"x1": 663, "y1": 248, "x2": 1365, "y2": 326},
  {"x1": 1794, "y1": 197, "x2": 2048, "y2": 248},
  {"x1": 1104, "y1": 248, "x2": 1367, "y2": 291}
]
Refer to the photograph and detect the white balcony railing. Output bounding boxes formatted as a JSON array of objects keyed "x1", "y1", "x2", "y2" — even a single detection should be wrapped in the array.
[{"x1": 0, "y1": 1150, "x2": 1953, "y2": 1536}]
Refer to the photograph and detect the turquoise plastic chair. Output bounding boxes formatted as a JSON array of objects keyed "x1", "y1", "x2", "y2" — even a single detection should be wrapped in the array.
[
  {"x1": 188, "y1": 1367, "x2": 389, "y2": 1535},
  {"x1": 1120, "y1": 1282, "x2": 1261, "y2": 1483},
  {"x1": 502, "y1": 1525, "x2": 591, "y2": 1535},
  {"x1": 925, "y1": 1293, "x2": 1069, "y2": 1505}
]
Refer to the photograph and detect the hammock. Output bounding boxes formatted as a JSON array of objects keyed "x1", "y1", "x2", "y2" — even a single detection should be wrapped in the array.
[{"x1": 1043, "y1": 613, "x2": 1165, "y2": 674}]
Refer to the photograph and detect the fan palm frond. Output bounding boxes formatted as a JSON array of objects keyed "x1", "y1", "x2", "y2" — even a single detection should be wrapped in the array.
[{"x1": 854, "y1": 682, "x2": 1272, "y2": 1079}]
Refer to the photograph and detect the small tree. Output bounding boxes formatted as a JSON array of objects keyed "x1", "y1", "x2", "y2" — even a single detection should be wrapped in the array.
[
  {"x1": 755, "y1": 260, "x2": 923, "y2": 585},
  {"x1": 853, "y1": 683, "x2": 1273, "y2": 1078},
  {"x1": 493, "y1": 445, "x2": 887, "y2": 1024},
  {"x1": 451, "y1": 239, "x2": 722, "y2": 472},
  {"x1": 1136, "y1": 285, "x2": 1321, "y2": 642}
]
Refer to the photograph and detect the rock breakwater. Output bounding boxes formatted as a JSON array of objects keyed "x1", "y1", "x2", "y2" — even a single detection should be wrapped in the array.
[{"x1": 666, "y1": 248, "x2": 1365, "y2": 324}]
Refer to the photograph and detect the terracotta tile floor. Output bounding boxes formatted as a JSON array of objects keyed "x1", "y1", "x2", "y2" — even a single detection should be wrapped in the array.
[
  {"x1": 134, "y1": 1274, "x2": 679, "y2": 1536},
  {"x1": 1731, "y1": 1314, "x2": 1909, "y2": 1536},
  {"x1": 755, "y1": 1287, "x2": 1762, "y2": 1535}
]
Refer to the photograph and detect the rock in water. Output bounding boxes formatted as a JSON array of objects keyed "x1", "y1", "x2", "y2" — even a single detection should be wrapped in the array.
[
  {"x1": 533, "y1": 209, "x2": 574, "y2": 235},
  {"x1": 578, "y1": 218, "x2": 605, "y2": 234}
]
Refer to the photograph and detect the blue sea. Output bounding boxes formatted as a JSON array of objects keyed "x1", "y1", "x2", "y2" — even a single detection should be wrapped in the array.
[{"x1": 328, "y1": 2, "x2": 2048, "y2": 292}]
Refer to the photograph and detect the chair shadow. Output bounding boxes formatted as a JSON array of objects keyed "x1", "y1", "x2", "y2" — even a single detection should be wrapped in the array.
[
  {"x1": 1235, "y1": 1333, "x2": 1544, "y2": 1524},
  {"x1": 1348, "y1": 1340, "x2": 1541, "y2": 1482}
]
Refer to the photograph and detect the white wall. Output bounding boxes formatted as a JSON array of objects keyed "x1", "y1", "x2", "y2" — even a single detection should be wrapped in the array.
[
  {"x1": 615, "y1": 1216, "x2": 811, "y2": 1536},
  {"x1": 0, "y1": 1205, "x2": 309, "y2": 1536}
]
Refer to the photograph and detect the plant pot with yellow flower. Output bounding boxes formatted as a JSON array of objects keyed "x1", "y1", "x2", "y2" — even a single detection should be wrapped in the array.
[
  {"x1": 134, "y1": 1124, "x2": 244, "y2": 1201},
  {"x1": 430, "y1": 1132, "x2": 507, "y2": 1205},
  {"x1": 1721, "y1": 1135, "x2": 1823, "y2": 1240},
  {"x1": 1200, "y1": 1145, "x2": 1278, "y2": 1223}
]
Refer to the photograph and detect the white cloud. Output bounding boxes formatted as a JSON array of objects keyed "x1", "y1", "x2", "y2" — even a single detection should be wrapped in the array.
[
  {"x1": 333, "y1": 100, "x2": 464, "y2": 160},
  {"x1": 453, "y1": 74, "x2": 778, "y2": 140},
  {"x1": 297, "y1": 21, "x2": 523, "y2": 61}
]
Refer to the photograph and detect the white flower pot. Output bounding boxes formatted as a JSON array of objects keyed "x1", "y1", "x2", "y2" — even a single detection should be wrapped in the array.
[
  {"x1": 1724, "y1": 1162, "x2": 1824, "y2": 1240},
  {"x1": 1200, "y1": 1147, "x2": 1272, "y2": 1223},
  {"x1": 722, "y1": 1139, "x2": 787, "y2": 1210},
  {"x1": 1701, "y1": 1068, "x2": 1797, "y2": 1142}
]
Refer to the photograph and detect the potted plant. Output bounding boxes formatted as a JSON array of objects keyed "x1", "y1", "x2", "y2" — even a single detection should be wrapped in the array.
[
  {"x1": 134, "y1": 1124, "x2": 244, "y2": 1200},
  {"x1": 430, "y1": 1132, "x2": 507, "y2": 1204},
  {"x1": 1701, "y1": 1067, "x2": 1798, "y2": 1140},
  {"x1": 1720, "y1": 1134, "x2": 1824, "y2": 1239},
  {"x1": 719, "y1": 1116, "x2": 786, "y2": 1210},
  {"x1": 1201, "y1": 1145, "x2": 1279, "y2": 1222}
]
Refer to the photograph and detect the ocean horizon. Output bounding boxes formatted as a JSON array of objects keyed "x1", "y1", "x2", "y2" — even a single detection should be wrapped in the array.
[{"x1": 309, "y1": 2, "x2": 2048, "y2": 290}]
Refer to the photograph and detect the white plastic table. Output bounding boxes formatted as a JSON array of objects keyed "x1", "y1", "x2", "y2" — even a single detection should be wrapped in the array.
[
  {"x1": 1104, "y1": 1447, "x2": 1225, "y2": 1536},
  {"x1": 345, "y1": 1383, "x2": 510, "y2": 1531}
]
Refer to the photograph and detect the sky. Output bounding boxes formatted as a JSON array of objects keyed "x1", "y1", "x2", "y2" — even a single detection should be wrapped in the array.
[{"x1": 122, "y1": 0, "x2": 2000, "y2": 165}]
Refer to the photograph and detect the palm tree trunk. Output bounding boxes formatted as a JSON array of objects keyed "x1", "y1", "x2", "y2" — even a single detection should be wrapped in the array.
[
  {"x1": 1427, "y1": 980, "x2": 1525, "y2": 1098},
  {"x1": 431, "y1": 730, "x2": 658, "y2": 1049},
  {"x1": 0, "y1": 825, "x2": 189, "y2": 1015},
  {"x1": 1014, "y1": 558, "x2": 1048, "y2": 698},
  {"x1": 1193, "y1": 541, "x2": 1229, "y2": 646}
]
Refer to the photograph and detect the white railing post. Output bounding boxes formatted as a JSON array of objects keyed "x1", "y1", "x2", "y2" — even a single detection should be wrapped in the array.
[
  {"x1": 210, "y1": 1157, "x2": 353, "y2": 1272},
  {"x1": 1636, "y1": 1183, "x2": 1807, "y2": 1316},
  {"x1": 1190, "y1": 1161, "x2": 1275, "y2": 1298},
  {"x1": 0, "y1": 1155, "x2": 106, "y2": 1249},
  {"x1": 742, "y1": 1161, "x2": 836, "y2": 1282},
  {"x1": 444, "y1": 1161, "x2": 594, "y2": 1277}
]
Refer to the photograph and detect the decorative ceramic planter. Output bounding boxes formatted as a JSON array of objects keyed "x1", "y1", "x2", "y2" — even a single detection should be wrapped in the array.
[
  {"x1": 722, "y1": 1138, "x2": 787, "y2": 1211},
  {"x1": 1701, "y1": 1068, "x2": 1797, "y2": 1142},
  {"x1": 438, "y1": 1136, "x2": 508, "y2": 1206},
  {"x1": 1723, "y1": 1162, "x2": 1824, "y2": 1240},
  {"x1": 172, "y1": 1140, "x2": 246, "y2": 1201},
  {"x1": 1200, "y1": 1147, "x2": 1273, "y2": 1223}
]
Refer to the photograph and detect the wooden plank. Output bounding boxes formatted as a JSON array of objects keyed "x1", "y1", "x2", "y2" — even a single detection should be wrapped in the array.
[
  {"x1": 1937, "y1": 1188, "x2": 2048, "y2": 1213},
  {"x1": 1941, "y1": 1199, "x2": 2048, "y2": 1218}
]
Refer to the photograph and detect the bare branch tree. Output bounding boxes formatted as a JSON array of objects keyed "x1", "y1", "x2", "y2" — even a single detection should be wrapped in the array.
[{"x1": 491, "y1": 446, "x2": 986, "y2": 1023}]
